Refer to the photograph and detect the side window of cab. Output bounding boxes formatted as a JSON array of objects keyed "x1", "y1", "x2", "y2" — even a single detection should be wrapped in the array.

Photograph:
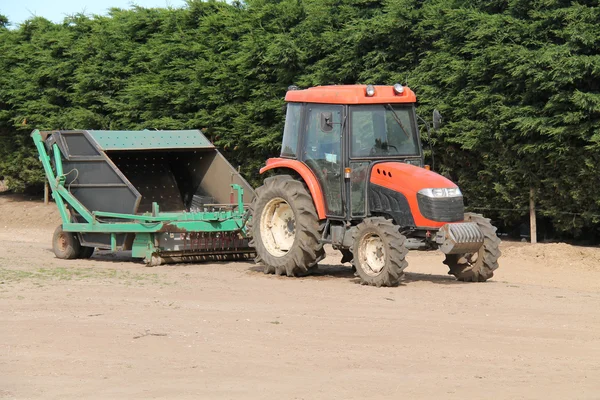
[{"x1": 281, "y1": 103, "x2": 303, "y2": 158}]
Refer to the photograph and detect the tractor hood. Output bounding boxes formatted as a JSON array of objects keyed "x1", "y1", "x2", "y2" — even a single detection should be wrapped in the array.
[
  {"x1": 369, "y1": 162, "x2": 458, "y2": 194},
  {"x1": 368, "y1": 162, "x2": 464, "y2": 228}
]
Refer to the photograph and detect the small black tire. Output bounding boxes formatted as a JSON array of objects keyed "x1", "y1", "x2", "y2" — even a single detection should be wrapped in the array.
[
  {"x1": 249, "y1": 175, "x2": 324, "y2": 277},
  {"x1": 79, "y1": 246, "x2": 95, "y2": 259},
  {"x1": 52, "y1": 225, "x2": 81, "y2": 260},
  {"x1": 444, "y1": 213, "x2": 501, "y2": 282},
  {"x1": 352, "y1": 217, "x2": 408, "y2": 287}
]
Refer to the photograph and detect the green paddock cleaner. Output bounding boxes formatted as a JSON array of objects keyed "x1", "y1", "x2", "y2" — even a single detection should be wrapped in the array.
[{"x1": 32, "y1": 129, "x2": 256, "y2": 265}]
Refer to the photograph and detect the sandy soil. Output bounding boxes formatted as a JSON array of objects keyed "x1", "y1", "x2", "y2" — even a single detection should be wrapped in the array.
[{"x1": 1, "y1": 194, "x2": 599, "y2": 399}]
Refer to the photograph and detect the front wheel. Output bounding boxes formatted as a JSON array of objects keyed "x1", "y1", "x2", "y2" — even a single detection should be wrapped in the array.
[
  {"x1": 444, "y1": 213, "x2": 501, "y2": 282},
  {"x1": 352, "y1": 217, "x2": 408, "y2": 287}
]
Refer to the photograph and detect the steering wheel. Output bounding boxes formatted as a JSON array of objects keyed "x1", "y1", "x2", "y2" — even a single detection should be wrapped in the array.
[
  {"x1": 370, "y1": 143, "x2": 398, "y2": 156},
  {"x1": 311, "y1": 158, "x2": 342, "y2": 179}
]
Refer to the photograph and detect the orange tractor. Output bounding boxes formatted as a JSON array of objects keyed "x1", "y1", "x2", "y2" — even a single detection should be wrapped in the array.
[{"x1": 250, "y1": 84, "x2": 500, "y2": 287}]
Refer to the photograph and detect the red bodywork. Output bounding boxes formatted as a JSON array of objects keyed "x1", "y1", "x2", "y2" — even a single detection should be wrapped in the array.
[
  {"x1": 261, "y1": 85, "x2": 460, "y2": 229},
  {"x1": 260, "y1": 158, "x2": 461, "y2": 228},
  {"x1": 285, "y1": 85, "x2": 416, "y2": 105},
  {"x1": 260, "y1": 158, "x2": 327, "y2": 219},
  {"x1": 370, "y1": 162, "x2": 459, "y2": 228}
]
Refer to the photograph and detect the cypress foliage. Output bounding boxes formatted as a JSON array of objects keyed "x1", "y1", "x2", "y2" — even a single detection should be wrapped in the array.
[
  {"x1": 0, "y1": 0, "x2": 598, "y2": 238},
  {"x1": 412, "y1": 0, "x2": 600, "y2": 237}
]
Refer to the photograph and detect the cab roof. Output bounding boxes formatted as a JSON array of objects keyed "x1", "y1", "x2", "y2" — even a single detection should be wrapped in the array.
[{"x1": 285, "y1": 85, "x2": 417, "y2": 105}]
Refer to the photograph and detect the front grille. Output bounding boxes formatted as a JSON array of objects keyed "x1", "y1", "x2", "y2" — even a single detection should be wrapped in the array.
[{"x1": 417, "y1": 194, "x2": 464, "y2": 222}]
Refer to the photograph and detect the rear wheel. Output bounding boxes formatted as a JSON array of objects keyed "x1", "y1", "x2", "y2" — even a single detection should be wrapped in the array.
[
  {"x1": 52, "y1": 225, "x2": 81, "y2": 260},
  {"x1": 444, "y1": 213, "x2": 501, "y2": 282},
  {"x1": 352, "y1": 217, "x2": 408, "y2": 287},
  {"x1": 249, "y1": 175, "x2": 324, "y2": 277}
]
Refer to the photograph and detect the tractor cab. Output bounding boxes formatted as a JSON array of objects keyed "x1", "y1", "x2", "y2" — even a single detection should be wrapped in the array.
[
  {"x1": 278, "y1": 84, "x2": 424, "y2": 219},
  {"x1": 251, "y1": 85, "x2": 500, "y2": 287}
]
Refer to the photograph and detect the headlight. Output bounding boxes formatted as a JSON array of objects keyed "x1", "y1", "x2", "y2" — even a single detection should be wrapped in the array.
[
  {"x1": 445, "y1": 187, "x2": 461, "y2": 197},
  {"x1": 365, "y1": 84, "x2": 375, "y2": 97},
  {"x1": 404, "y1": 159, "x2": 422, "y2": 167},
  {"x1": 418, "y1": 187, "x2": 462, "y2": 198},
  {"x1": 393, "y1": 83, "x2": 404, "y2": 94}
]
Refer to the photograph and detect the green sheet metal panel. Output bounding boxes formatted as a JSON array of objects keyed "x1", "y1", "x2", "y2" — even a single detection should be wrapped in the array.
[{"x1": 87, "y1": 130, "x2": 214, "y2": 150}]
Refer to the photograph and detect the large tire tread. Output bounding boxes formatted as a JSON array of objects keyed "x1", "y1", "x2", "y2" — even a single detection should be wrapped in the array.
[
  {"x1": 351, "y1": 217, "x2": 408, "y2": 287},
  {"x1": 249, "y1": 175, "x2": 324, "y2": 277},
  {"x1": 444, "y1": 213, "x2": 501, "y2": 282}
]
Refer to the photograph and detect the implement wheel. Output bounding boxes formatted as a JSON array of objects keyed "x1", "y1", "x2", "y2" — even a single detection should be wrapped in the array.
[
  {"x1": 444, "y1": 213, "x2": 501, "y2": 282},
  {"x1": 79, "y1": 246, "x2": 95, "y2": 259},
  {"x1": 52, "y1": 225, "x2": 81, "y2": 260},
  {"x1": 352, "y1": 217, "x2": 408, "y2": 287},
  {"x1": 249, "y1": 175, "x2": 324, "y2": 276}
]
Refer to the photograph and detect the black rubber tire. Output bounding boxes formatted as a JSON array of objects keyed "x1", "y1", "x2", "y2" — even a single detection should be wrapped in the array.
[
  {"x1": 340, "y1": 248, "x2": 353, "y2": 264},
  {"x1": 249, "y1": 175, "x2": 325, "y2": 277},
  {"x1": 79, "y1": 246, "x2": 95, "y2": 259},
  {"x1": 444, "y1": 213, "x2": 501, "y2": 282},
  {"x1": 52, "y1": 225, "x2": 81, "y2": 260},
  {"x1": 351, "y1": 217, "x2": 408, "y2": 287}
]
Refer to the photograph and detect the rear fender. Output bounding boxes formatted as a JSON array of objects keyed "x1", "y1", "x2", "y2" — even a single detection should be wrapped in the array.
[{"x1": 259, "y1": 158, "x2": 326, "y2": 219}]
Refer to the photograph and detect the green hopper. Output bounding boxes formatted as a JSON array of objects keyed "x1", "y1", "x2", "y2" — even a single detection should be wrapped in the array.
[{"x1": 32, "y1": 129, "x2": 255, "y2": 265}]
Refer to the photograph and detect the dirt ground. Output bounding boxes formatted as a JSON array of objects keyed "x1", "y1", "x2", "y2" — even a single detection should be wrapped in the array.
[{"x1": 1, "y1": 194, "x2": 599, "y2": 399}]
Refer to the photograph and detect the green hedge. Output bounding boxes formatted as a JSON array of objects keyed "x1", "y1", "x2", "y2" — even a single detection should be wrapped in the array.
[{"x1": 1, "y1": 0, "x2": 599, "y2": 237}]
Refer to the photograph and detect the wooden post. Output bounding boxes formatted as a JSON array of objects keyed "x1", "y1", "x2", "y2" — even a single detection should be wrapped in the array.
[
  {"x1": 44, "y1": 182, "x2": 49, "y2": 204},
  {"x1": 529, "y1": 187, "x2": 537, "y2": 244}
]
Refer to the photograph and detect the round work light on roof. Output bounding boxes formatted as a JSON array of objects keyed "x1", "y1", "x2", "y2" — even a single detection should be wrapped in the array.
[
  {"x1": 393, "y1": 83, "x2": 404, "y2": 94},
  {"x1": 365, "y1": 85, "x2": 375, "y2": 97}
]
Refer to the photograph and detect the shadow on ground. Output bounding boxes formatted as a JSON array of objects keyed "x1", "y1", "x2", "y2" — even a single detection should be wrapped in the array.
[
  {"x1": 50, "y1": 249, "x2": 467, "y2": 286},
  {"x1": 249, "y1": 263, "x2": 462, "y2": 286}
]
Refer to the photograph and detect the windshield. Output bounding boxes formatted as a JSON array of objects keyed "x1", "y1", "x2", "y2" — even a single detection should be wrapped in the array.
[{"x1": 350, "y1": 105, "x2": 420, "y2": 158}]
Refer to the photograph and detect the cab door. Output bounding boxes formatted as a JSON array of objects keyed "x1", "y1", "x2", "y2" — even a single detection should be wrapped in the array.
[{"x1": 301, "y1": 104, "x2": 344, "y2": 217}]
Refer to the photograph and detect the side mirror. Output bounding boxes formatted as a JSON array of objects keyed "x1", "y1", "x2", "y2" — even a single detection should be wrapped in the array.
[
  {"x1": 320, "y1": 112, "x2": 333, "y2": 132},
  {"x1": 433, "y1": 109, "x2": 442, "y2": 131}
]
